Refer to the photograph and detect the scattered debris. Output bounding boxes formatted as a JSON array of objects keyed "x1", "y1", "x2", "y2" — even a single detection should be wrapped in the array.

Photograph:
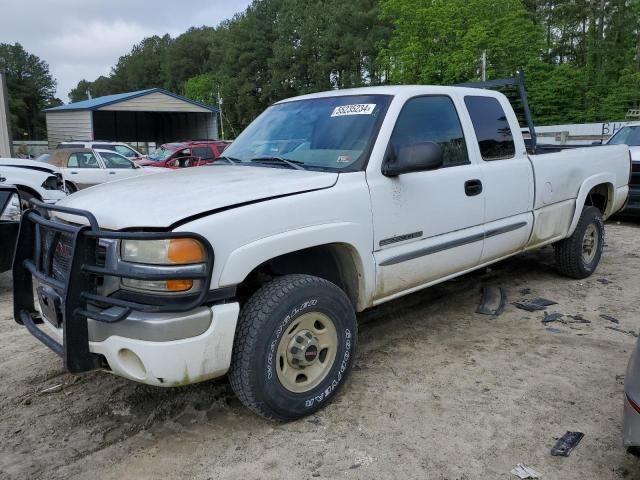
[
  {"x1": 596, "y1": 278, "x2": 612, "y2": 285},
  {"x1": 541, "y1": 312, "x2": 563, "y2": 324},
  {"x1": 566, "y1": 314, "x2": 591, "y2": 324},
  {"x1": 511, "y1": 464, "x2": 542, "y2": 479},
  {"x1": 605, "y1": 326, "x2": 639, "y2": 338},
  {"x1": 551, "y1": 431, "x2": 584, "y2": 457},
  {"x1": 600, "y1": 314, "x2": 619, "y2": 324},
  {"x1": 545, "y1": 327, "x2": 563, "y2": 334},
  {"x1": 477, "y1": 286, "x2": 506, "y2": 316},
  {"x1": 513, "y1": 298, "x2": 558, "y2": 312},
  {"x1": 39, "y1": 383, "x2": 64, "y2": 394},
  {"x1": 519, "y1": 288, "x2": 532, "y2": 295}
]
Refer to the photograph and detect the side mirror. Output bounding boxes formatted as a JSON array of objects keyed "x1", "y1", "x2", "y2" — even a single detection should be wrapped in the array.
[{"x1": 383, "y1": 142, "x2": 444, "y2": 177}]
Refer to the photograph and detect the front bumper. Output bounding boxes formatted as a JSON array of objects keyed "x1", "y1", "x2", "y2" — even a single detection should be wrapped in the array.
[
  {"x1": 41, "y1": 190, "x2": 67, "y2": 204},
  {"x1": 12, "y1": 200, "x2": 238, "y2": 383},
  {"x1": 622, "y1": 186, "x2": 640, "y2": 215},
  {"x1": 41, "y1": 302, "x2": 239, "y2": 386}
]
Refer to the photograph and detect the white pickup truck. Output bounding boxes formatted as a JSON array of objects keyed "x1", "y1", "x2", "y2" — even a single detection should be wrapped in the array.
[{"x1": 13, "y1": 84, "x2": 630, "y2": 421}]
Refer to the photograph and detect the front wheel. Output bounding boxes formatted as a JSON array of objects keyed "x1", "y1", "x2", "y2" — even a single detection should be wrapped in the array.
[
  {"x1": 554, "y1": 206, "x2": 604, "y2": 279},
  {"x1": 228, "y1": 274, "x2": 357, "y2": 421}
]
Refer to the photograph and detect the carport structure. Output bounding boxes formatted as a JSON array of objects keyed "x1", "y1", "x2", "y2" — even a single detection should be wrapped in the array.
[{"x1": 45, "y1": 89, "x2": 219, "y2": 149}]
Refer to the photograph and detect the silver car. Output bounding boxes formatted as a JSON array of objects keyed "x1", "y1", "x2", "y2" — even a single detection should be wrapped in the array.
[{"x1": 623, "y1": 335, "x2": 640, "y2": 453}]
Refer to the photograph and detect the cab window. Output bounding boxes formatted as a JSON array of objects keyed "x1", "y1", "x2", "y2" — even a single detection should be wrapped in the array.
[
  {"x1": 68, "y1": 152, "x2": 99, "y2": 168},
  {"x1": 389, "y1": 95, "x2": 469, "y2": 167},
  {"x1": 464, "y1": 96, "x2": 516, "y2": 161}
]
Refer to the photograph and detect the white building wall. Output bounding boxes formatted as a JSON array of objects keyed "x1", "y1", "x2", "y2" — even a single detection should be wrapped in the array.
[{"x1": 45, "y1": 110, "x2": 93, "y2": 148}]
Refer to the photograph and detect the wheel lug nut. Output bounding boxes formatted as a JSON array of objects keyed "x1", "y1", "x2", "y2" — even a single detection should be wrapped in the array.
[
  {"x1": 290, "y1": 346, "x2": 299, "y2": 354},
  {"x1": 296, "y1": 336, "x2": 304, "y2": 344}
]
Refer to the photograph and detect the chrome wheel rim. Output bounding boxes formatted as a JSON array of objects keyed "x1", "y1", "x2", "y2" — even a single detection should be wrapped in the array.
[
  {"x1": 582, "y1": 224, "x2": 598, "y2": 264},
  {"x1": 275, "y1": 311, "x2": 338, "y2": 393}
]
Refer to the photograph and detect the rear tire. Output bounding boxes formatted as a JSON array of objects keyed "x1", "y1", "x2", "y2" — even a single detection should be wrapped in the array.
[
  {"x1": 554, "y1": 206, "x2": 604, "y2": 279},
  {"x1": 229, "y1": 274, "x2": 357, "y2": 421}
]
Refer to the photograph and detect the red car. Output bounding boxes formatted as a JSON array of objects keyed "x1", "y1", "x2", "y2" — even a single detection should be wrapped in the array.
[{"x1": 137, "y1": 140, "x2": 231, "y2": 168}]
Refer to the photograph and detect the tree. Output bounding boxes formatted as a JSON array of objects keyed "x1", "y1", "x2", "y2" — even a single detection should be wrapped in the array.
[
  {"x1": 0, "y1": 42, "x2": 58, "y2": 139},
  {"x1": 378, "y1": 0, "x2": 545, "y2": 85}
]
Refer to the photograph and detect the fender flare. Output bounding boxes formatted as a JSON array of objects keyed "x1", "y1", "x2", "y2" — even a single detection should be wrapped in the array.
[
  {"x1": 567, "y1": 173, "x2": 614, "y2": 236},
  {"x1": 217, "y1": 223, "x2": 375, "y2": 310}
]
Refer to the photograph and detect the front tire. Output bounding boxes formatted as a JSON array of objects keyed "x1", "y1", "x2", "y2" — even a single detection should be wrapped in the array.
[
  {"x1": 554, "y1": 206, "x2": 604, "y2": 279},
  {"x1": 229, "y1": 274, "x2": 357, "y2": 421}
]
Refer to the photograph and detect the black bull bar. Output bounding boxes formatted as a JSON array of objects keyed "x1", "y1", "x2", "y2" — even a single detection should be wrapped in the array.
[{"x1": 13, "y1": 200, "x2": 214, "y2": 373}]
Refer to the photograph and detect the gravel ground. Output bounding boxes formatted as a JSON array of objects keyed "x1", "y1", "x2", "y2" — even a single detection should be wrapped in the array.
[{"x1": 1, "y1": 221, "x2": 640, "y2": 480}]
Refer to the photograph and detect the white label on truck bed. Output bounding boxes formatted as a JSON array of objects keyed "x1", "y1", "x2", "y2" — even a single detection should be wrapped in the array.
[{"x1": 331, "y1": 104, "x2": 377, "y2": 117}]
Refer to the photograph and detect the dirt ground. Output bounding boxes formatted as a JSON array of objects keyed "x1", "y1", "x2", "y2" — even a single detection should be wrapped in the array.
[{"x1": 2, "y1": 221, "x2": 640, "y2": 480}]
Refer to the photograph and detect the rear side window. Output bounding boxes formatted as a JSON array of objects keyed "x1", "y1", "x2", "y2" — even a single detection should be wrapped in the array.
[
  {"x1": 390, "y1": 95, "x2": 469, "y2": 167},
  {"x1": 464, "y1": 96, "x2": 515, "y2": 161},
  {"x1": 192, "y1": 146, "x2": 214, "y2": 160}
]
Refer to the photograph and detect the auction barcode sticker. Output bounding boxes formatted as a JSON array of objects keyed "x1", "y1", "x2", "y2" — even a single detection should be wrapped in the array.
[{"x1": 331, "y1": 104, "x2": 377, "y2": 117}]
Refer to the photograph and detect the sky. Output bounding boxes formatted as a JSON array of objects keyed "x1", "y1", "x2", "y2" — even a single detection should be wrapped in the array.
[{"x1": 0, "y1": 0, "x2": 253, "y2": 102}]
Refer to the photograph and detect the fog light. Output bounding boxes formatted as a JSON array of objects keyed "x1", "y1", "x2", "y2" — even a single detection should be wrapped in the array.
[{"x1": 117, "y1": 348, "x2": 146, "y2": 380}]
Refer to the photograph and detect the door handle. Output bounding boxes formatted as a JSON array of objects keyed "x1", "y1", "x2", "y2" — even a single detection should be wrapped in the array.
[
  {"x1": 109, "y1": 171, "x2": 116, "y2": 174},
  {"x1": 464, "y1": 179, "x2": 483, "y2": 196},
  {"x1": 70, "y1": 171, "x2": 78, "y2": 174}
]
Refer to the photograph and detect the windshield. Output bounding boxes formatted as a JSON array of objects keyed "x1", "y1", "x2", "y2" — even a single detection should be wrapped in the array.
[
  {"x1": 148, "y1": 146, "x2": 176, "y2": 161},
  {"x1": 608, "y1": 126, "x2": 640, "y2": 146},
  {"x1": 221, "y1": 94, "x2": 392, "y2": 171}
]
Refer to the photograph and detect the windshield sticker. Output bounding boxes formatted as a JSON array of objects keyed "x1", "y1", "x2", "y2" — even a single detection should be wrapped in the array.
[
  {"x1": 331, "y1": 104, "x2": 377, "y2": 117},
  {"x1": 337, "y1": 155, "x2": 351, "y2": 163}
]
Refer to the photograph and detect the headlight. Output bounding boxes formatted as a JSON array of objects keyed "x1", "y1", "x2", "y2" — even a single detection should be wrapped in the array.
[
  {"x1": 0, "y1": 193, "x2": 21, "y2": 222},
  {"x1": 120, "y1": 238, "x2": 207, "y2": 293},
  {"x1": 41, "y1": 175, "x2": 60, "y2": 190}
]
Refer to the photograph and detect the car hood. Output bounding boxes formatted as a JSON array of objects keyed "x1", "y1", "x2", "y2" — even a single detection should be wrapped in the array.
[
  {"x1": 0, "y1": 158, "x2": 60, "y2": 174},
  {"x1": 55, "y1": 165, "x2": 338, "y2": 229}
]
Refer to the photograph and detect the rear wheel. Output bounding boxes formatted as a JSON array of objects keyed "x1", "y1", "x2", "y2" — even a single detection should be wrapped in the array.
[
  {"x1": 229, "y1": 274, "x2": 357, "y2": 421},
  {"x1": 554, "y1": 206, "x2": 604, "y2": 279}
]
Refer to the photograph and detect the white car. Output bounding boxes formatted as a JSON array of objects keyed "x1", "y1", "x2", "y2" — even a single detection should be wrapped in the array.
[
  {"x1": 41, "y1": 148, "x2": 163, "y2": 191},
  {"x1": 0, "y1": 164, "x2": 67, "y2": 208},
  {"x1": 13, "y1": 84, "x2": 630, "y2": 421},
  {"x1": 56, "y1": 141, "x2": 143, "y2": 160}
]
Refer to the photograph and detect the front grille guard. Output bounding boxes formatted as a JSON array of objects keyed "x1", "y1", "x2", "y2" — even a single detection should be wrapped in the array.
[{"x1": 13, "y1": 199, "x2": 215, "y2": 373}]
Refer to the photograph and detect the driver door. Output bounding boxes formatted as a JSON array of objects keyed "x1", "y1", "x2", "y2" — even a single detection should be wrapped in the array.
[{"x1": 367, "y1": 95, "x2": 485, "y2": 300}]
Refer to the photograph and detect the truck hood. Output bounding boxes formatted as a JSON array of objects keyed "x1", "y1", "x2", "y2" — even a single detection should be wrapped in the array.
[{"x1": 56, "y1": 165, "x2": 338, "y2": 229}]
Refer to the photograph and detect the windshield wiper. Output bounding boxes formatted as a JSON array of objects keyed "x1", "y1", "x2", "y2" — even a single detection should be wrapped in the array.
[
  {"x1": 214, "y1": 155, "x2": 242, "y2": 165},
  {"x1": 250, "y1": 156, "x2": 305, "y2": 170}
]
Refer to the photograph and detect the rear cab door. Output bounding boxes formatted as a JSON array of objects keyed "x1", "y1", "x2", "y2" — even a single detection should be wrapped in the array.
[{"x1": 461, "y1": 92, "x2": 534, "y2": 263}]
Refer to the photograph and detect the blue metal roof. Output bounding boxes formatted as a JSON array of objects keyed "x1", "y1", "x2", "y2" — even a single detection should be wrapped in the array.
[{"x1": 45, "y1": 88, "x2": 219, "y2": 113}]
